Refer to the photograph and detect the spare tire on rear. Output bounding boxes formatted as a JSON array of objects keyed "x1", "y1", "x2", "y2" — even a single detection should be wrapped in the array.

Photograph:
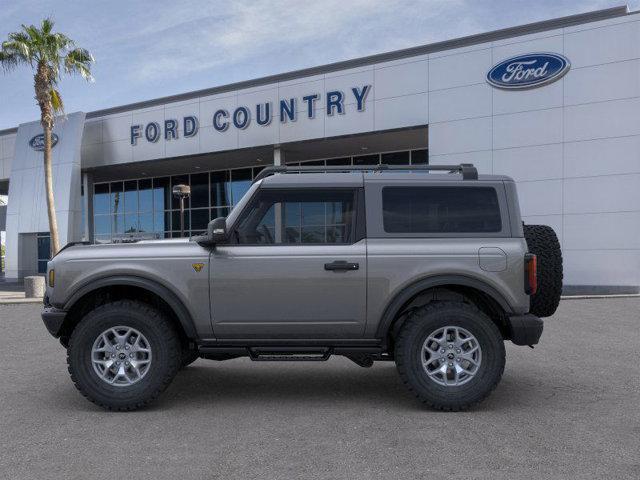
[{"x1": 523, "y1": 224, "x2": 563, "y2": 318}]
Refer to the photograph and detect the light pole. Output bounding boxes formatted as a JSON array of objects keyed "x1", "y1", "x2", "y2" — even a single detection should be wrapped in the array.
[{"x1": 172, "y1": 184, "x2": 191, "y2": 238}]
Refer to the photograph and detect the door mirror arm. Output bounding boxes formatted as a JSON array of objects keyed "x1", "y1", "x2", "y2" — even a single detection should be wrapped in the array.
[{"x1": 195, "y1": 217, "x2": 228, "y2": 248}]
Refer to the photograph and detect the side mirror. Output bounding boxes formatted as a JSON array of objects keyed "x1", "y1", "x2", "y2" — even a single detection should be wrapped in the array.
[{"x1": 195, "y1": 217, "x2": 227, "y2": 247}]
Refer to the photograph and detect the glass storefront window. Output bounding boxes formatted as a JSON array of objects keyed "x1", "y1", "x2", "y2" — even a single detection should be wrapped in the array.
[
  {"x1": 153, "y1": 177, "x2": 171, "y2": 212},
  {"x1": 411, "y1": 149, "x2": 428, "y2": 165},
  {"x1": 381, "y1": 151, "x2": 410, "y2": 165},
  {"x1": 139, "y1": 179, "x2": 153, "y2": 213},
  {"x1": 353, "y1": 154, "x2": 380, "y2": 165},
  {"x1": 111, "y1": 182, "x2": 123, "y2": 215},
  {"x1": 92, "y1": 148, "x2": 425, "y2": 244},
  {"x1": 124, "y1": 180, "x2": 138, "y2": 213},
  {"x1": 210, "y1": 171, "x2": 230, "y2": 208},
  {"x1": 230, "y1": 168, "x2": 252, "y2": 205},
  {"x1": 190, "y1": 173, "x2": 209, "y2": 208},
  {"x1": 94, "y1": 183, "x2": 110, "y2": 215}
]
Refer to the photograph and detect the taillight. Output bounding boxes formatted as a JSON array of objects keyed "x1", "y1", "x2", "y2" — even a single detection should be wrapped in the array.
[{"x1": 524, "y1": 253, "x2": 537, "y2": 295}]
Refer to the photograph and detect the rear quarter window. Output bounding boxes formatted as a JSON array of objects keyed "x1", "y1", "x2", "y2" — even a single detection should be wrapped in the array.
[{"x1": 382, "y1": 186, "x2": 502, "y2": 233}]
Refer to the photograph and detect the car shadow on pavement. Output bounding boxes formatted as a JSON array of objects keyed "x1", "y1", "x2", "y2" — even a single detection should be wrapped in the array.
[{"x1": 144, "y1": 359, "x2": 544, "y2": 413}]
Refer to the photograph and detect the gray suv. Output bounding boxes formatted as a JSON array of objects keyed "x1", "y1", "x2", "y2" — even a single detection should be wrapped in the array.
[{"x1": 41, "y1": 164, "x2": 563, "y2": 411}]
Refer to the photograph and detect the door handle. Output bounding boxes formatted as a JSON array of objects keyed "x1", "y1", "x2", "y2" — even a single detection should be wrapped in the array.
[{"x1": 324, "y1": 260, "x2": 359, "y2": 271}]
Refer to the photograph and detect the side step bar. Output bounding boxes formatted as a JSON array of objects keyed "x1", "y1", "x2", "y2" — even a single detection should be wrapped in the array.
[{"x1": 249, "y1": 347, "x2": 331, "y2": 362}]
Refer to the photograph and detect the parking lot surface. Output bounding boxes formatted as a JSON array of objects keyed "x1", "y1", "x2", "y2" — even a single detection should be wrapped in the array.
[{"x1": 0, "y1": 298, "x2": 639, "y2": 479}]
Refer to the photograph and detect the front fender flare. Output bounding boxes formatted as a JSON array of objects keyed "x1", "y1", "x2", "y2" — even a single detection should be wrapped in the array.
[{"x1": 63, "y1": 275, "x2": 198, "y2": 339}]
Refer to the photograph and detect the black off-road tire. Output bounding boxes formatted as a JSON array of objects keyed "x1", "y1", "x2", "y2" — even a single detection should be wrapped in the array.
[
  {"x1": 395, "y1": 301, "x2": 505, "y2": 411},
  {"x1": 67, "y1": 300, "x2": 182, "y2": 411},
  {"x1": 524, "y1": 224, "x2": 563, "y2": 318}
]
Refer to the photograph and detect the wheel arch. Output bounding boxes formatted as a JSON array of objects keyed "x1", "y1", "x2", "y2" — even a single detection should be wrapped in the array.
[
  {"x1": 58, "y1": 275, "x2": 197, "y2": 347},
  {"x1": 376, "y1": 275, "x2": 514, "y2": 349}
]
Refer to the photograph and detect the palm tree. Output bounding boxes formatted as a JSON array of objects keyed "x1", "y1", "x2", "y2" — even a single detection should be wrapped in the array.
[{"x1": 0, "y1": 18, "x2": 93, "y2": 255}]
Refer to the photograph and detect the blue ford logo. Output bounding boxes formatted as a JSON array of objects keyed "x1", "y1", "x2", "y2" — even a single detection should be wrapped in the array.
[
  {"x1": 29, "y1": 133, "x2": 59, "y2": 151},
  {"x1": 487, "y1": 53, "x2": 570, "y2": 90}
]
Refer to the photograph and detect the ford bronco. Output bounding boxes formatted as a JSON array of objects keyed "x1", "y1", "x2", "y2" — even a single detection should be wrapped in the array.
[{"x1": 41, "y1": 163, "x2": 563, "y2": 411}]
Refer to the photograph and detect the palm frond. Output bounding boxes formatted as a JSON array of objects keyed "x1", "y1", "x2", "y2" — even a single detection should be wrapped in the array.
[
  {"x1": 50, "y1": 87, "x2": 64, "y2": 113},
  {"x1": 64, "y1": 47, "x2": 94, "y2": 81},
  {"x1": 41, "y1": 17, "x2": 54, "y2": 35}
]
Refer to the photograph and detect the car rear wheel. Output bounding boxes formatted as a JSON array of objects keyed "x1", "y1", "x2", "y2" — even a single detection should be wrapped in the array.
[
  {"x1": 67, "y1": 300, "x2": 182, "y2": 411},
  {"x1": 395, "y1": 301, "x2": 505, "y2": 411}
]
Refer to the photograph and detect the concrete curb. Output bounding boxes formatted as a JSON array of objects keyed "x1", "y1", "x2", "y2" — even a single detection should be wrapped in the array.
[
  {"x1": 560, "y1": 294, "x2": 640, "y2": 300},
  {"x1": 0, "y1": 298, "x2": 44, "y2": 305}
]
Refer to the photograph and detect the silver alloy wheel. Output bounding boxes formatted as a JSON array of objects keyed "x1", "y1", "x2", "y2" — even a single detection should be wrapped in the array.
[
  {"x1": 91, "y1": 326, "x2": 152, "y2": 387},
  {"x1": 420, "y1": 325, "x2": 482, "y2": 387}
]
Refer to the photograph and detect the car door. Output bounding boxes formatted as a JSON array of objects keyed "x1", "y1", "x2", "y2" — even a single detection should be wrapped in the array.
[{"x1": 210, "y1": 186, "x2": 367, "y2": 339}]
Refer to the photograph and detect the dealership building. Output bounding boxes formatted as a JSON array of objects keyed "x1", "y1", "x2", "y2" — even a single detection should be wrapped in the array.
[{"x1": 0, "y1": 5, "x2": 639, "y2": 294}]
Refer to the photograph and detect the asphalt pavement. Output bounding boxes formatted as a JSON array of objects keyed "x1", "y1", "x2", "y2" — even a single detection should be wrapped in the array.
[{"x1": 0, "y1": 298, "x2": 639, "y2": 479}]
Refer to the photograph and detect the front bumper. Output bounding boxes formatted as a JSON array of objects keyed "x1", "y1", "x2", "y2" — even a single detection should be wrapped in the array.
[
  {"x1": 41, "y1": 306, "x2": 67, "y2": 337},
  {"x1": 507, "y1": 314, "x2": 543, "y2": 346}
]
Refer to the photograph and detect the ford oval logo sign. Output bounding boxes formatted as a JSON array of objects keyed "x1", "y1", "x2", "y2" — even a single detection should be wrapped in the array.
[
  {"x1": 487, "y1": 53, "x2": 570, "y2": 90},
  {"x1": 29, "y1": 133, "x2": 59, "y2": 151}
]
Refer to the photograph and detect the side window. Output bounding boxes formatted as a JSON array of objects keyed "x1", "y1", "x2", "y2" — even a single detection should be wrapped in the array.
[
  {"x1": 234, "y1": 189, "x2": 356, "y2": 245},
  {"x1": 382, "y1": 186, "x2": 502, "y2": 233}
]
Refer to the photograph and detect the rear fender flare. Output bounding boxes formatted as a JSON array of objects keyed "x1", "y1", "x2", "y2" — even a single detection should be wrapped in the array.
[{"x1": 375, "y1": 274, "x2": 514, "y2": 341}]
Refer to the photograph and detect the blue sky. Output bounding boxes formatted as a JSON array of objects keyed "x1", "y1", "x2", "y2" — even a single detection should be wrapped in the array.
[{"x1": 0, "y1": 0, "x2": 637, "y2": 130}]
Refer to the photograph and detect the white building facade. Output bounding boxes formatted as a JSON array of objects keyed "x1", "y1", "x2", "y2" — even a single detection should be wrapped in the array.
[{"x1": 0, "y1": 5, "x2": 639, "y2": 294}]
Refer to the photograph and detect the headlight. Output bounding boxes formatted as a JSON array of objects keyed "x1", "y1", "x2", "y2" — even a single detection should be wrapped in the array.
[{"x1": 48, "y1": 269, "x2": 55, "y2": 288}]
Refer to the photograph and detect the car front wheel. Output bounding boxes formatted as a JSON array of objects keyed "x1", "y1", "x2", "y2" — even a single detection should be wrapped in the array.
[{"x1": 67, "y1": 300, "x2": 182, "y2": 411}]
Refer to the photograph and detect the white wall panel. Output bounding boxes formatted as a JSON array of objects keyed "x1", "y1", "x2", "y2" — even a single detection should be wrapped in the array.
[
  {"x1": 493, "y1": 108, "x2": 562, "y2": 149},
  {"x1": 564, "y1": 59, "x2": 640, "y2": 106},
  {"x1": 429, "y1": 116, "x2": 491, "y2": 155},
  {"x1": 493, "y1": 143, "x2": 563, "y2": 181},
  {"x1": 199, "y1": 125, "x2": 238, "y2": 153},
  {"x1": 374, "y1": 60, "x2": 428, "y2": 100},
  {"x1": 324, "y1": 68, "x2": 374, "y2": 107},
  {"x1": 278, "y1": 78, "x2": 324, "y2": 113},
  {"x1": 564, "y1": 20, "x2": 640, "y2": 68},
  {"x1": 279, "y1": 111, "x2": 325, "y2": 143},
  {"x1": 238, "y1": 114, "x2": 279, "y2": 149},
  {"x1": 564, "y1": 174, "x2": 640, "y2": 214},
  {"x1": 564, "y1": 212, "x2": 640, "y2": 250},
  {"x1": 429, "y1": 83, "x2": 491, "y2": 123},
  {"x1": 493, "y1": 80, "x2": 563, "y2": 115},
  {"x1": 325, "y1": 102, "x2": 374, "y2": 138},
  {"x1": 564, "y1": 97, "x2": 640, "y2": 142},
  {"x1": 429, "y1": 48, "x2": 492, "y2": 91},
  {"x1": 564, "y1": 135, "x2": 640, "y2": 178},
  {"x1": 516, "y1": 180, "x2": 563, "y2": 216},
  {"x1": 82, "y1": 120, "x2": 102, "y2": 145},
  {"x1": 374, "y1": 93, "x2": 428, "y2": 132},
  {"x1": 563, "y1": 250, "x2": 639, "y2": 286},
  {"x1": 102, "y1": 139, "x2": 133, "y2": 165},
  {"x1": 102, "y1": 114, "x2": 133, "y2": 143}
]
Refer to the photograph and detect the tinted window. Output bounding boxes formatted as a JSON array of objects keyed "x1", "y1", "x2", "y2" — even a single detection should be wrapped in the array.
[
  {"x1": 235, "y1": 189, "x2": 355, "y2": 245},
  {"x1": 382, "y1": 187, "x2": 502, "y2": 233}
]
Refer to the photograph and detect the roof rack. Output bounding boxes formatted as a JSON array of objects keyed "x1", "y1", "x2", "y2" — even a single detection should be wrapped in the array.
[{"x1": 253, "y1": 163, "x2": 478, "y2": 183}]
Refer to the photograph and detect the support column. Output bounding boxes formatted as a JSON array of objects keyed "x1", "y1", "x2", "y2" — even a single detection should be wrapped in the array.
[
  {"x1": 273, "y1": 146, "x2": 283, "y2": 242},
  {"x1": 273, "y1": 145, "x2": 284, "y2": 166},
  {"x1": 82, "y1": 172, "x2": 93, "y2": 242}
]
